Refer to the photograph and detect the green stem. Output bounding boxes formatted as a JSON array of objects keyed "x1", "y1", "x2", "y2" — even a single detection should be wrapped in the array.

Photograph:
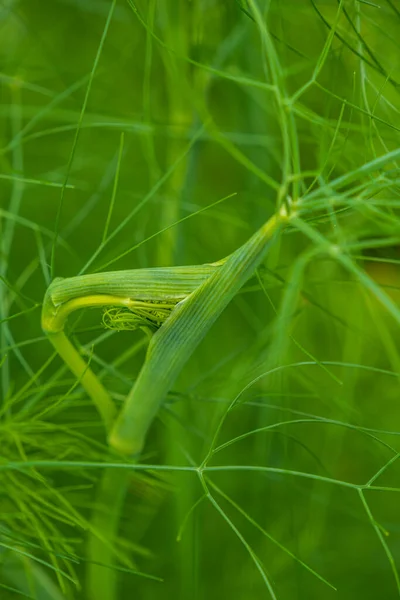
[
  {"x1": 45, "y1": 330, "x2": 117, "y2": 432},
  {"x1": 42, "y1": 288, "x2": 133, "y2": 600},
  {"x1": 41, "y1": 266, "x2": 220, "y2": 430},
  {"x1": 42, "y1": 266, "x2": 220, "y2": 600},
  {"x1": 109, "y1": 211, "x2": 287, "y2": 455},
  {"x1": 86, "y1": 469, "x2": 131, "y2": 600},
  {"x1": 42, "y1": 213, "x2": 287, "y2": 600}
]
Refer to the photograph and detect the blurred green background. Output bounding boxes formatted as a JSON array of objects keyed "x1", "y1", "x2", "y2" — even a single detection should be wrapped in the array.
[{"x1": 1, "y1": 0, "x2": 400, "y2": 599}]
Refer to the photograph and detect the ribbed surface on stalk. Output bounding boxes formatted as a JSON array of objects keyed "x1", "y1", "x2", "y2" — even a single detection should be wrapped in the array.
[
  {"x1": 109, "y1": 214, "x2": 282, "y2": 454},
  {"x1": 50, "y1": 265, "x2": 219, "y2": 305}
]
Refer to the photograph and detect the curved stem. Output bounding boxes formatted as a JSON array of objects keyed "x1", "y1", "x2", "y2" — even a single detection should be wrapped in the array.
[
  {"x1": 109, "y1": 211, "x2": 287, "y2": 455},
  {"x1": 46, "y1": 330, "x2": 117, "y2": 431}
]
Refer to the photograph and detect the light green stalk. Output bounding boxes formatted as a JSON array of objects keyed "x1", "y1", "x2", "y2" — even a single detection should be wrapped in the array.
[
  {"x1": 42, "y1": 206, "x2": 289, "y2": 600},
  {"x1": 85, "y1": 467, "x2": 131, "y2": 600},
  {"x1": 42, "y1": 209, "x2": 288, "y2": 453},
  {"x1": 109, "y1": 208, "x2": 288, "y2": 455},
  {"x1": 41, "y1": 265, "x2": 219, "y2": 433},
  {"x1": 41, "y1": 264, "x2": 219, "y2": 600}
]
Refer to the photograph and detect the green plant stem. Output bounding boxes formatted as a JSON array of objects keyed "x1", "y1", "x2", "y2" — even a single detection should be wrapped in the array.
[
  {"x1": 41, "y1": 266, "x2": 219, "y2": 430},
  {"x1": 86, "y1": 468, "x2": 131, "y2": 600},
  {"x1": 44, "y1": 301, "x2": 128, "y2": 600},
  {"x1": 45, "y1": 330, "x2": 117, "y2": 432},
  {"x1": 109, "y1": 210, "x2": 287, "y2": 455},
  {"x1": 42, "y1": 212, "x2": 286, "y2": 600},
  {"x1": 41, "y1": 266, "x2": 223, "y2": 600}
]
